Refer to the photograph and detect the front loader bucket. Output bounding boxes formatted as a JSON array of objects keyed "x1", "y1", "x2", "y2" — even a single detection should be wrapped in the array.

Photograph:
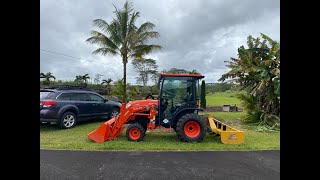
[{"x1": 87, "y1": 118, "x2": 116, "y2": 143}]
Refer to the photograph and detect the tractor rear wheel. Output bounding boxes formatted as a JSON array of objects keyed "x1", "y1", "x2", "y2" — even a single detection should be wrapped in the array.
[
  {"x1": 126, "y1": 123, "x2": 145, "y2": 142},
  {"x1": 176, "y1": 113, "x2": 206, "y2": 142}
]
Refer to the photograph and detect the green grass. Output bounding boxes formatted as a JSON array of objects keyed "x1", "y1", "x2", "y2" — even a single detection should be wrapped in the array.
[
  {"x1": 40, "y1": 120, "x2": 279, "y2": 151},
  {"x1": 199, "y1": 111, "x2": 246, "y2": 126},
  {"x1": 40, "y1": 91, "x2": 280, "y2": 151},
  {"x1": 200, "y1": 112, "x2": 245, "y2": 121},
  {"x1": 206, "y1": 91, "x2": 245, "y2": 107},
  {"x1": 211, "y1": 112, "x2": 246, "y2": 123}
]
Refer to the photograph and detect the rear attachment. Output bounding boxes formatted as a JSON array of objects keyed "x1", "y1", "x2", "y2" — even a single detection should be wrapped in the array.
[{"x1": 206, "y1": 114, "x2": 245, "y2": 144}]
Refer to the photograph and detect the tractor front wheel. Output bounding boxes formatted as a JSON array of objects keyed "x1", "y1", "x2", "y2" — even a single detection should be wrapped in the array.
[
  {"x1": 126, "y1": 123, "x2": 145, "y2": 142},
  {"x1": 176, "y1": 113, "x2": 206, "y2": 142}
]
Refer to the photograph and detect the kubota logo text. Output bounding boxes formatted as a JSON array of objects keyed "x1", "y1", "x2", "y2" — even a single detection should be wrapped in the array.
[{"x1": 228, "y1": 134, "x2": 237, "y2": 140}]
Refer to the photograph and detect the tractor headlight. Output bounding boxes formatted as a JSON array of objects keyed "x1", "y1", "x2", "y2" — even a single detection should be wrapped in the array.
[{"x1": 125, "y1": 103, "x2": 131, "y2": 109}]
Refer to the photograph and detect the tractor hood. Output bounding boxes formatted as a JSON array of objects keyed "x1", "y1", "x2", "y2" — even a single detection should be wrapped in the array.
[{"x1": 126, "y1": 99, "x2": 158, "y2": 109}]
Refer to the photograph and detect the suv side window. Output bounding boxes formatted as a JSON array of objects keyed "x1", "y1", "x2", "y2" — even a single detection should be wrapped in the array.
[
  {"x1": 57, "y1": 93, "x2": 72, "y2": 100},
  {"x1": 70, "y1": 93, "x2": 90, "y2": 101},
  {"x1": 88, "y1": 93, "x2": 104, "y2": 102}
]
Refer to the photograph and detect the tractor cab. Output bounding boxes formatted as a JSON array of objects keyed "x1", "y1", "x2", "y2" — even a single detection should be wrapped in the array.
[{"x1": 157, "y1": 73, "x2": 204, "y2": 128}]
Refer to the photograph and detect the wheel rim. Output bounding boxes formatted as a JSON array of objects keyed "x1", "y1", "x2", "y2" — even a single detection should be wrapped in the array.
[
  {"x1": 111, "y1": 109, "x2": 119, "y2": 118},
  {"x1": 184, "y1": 121, "x2": 201, "y2": 138},
  {"x1": 129, "y1": 128, "x2": 141, "y2": 140},
  {"x1": 63, "y1": 115, "x2": 75, "y2": 128}
]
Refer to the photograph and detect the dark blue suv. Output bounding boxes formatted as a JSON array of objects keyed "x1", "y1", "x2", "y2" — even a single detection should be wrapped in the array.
[{"x1": 40, "y1": 86, "x2": 121, "y2": 129}]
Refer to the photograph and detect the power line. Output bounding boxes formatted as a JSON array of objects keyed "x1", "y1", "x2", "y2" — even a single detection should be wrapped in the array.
[
  {"x1": 40, "y1": 48, "x2": 82, "y2": 60},
  {"x1": 40, "y1": 48, "x2": 122, "y2": 78}
]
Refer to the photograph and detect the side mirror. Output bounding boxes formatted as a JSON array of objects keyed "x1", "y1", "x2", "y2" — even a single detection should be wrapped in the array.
[{"x1": 104, "y1": 99, "x2": 108, "y2": 103}]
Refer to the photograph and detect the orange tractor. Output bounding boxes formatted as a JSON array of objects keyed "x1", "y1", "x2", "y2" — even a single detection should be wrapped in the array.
[{"x1": 88, "y1": 73, "x2": 244, "y2": 144}]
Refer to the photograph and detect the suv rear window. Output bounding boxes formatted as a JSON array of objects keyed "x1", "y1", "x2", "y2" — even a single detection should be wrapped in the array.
[
  {"x1": 40, "y1": 91, "x2": 55, "y2": 100},
  {"x1": 57, "y1": 93, "x2": 90, "y2": 101},
  {"x1": 57, "y1": 93, "x2": 72, "y2": 100}
]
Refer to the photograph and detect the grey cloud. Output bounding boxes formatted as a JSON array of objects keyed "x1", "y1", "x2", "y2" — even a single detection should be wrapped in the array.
[{"x1": 40, "y1": 0, "x2": 280, "y2": 84}]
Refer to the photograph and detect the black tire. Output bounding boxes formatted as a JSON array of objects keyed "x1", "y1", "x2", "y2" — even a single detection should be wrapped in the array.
[
  {"x1": 58, "y1": 112, "x2": 77, "y2": 129},
  {"x1": 143, "y1": 124, "x2": 148, "y2": 133},
  {"x1": 176, "y1": 113, "x2": 206, "y2": 142},
  {"x1": 126, "y1": 123, "x2": 145, "y2": 142},
  {"x1": 109, "y1": 107, "x2": 120, "y2": 119}
]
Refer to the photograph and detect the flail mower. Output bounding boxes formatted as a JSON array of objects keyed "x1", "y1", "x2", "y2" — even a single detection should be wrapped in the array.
[{"x1": 87, "y1": 73, "x2": 244, "y2": 144}]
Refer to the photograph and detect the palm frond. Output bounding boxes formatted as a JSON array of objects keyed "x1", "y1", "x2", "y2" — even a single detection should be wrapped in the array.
[
  {"x1": 137, "y1": 22, "x2": 156, "y2": 34},
  {"x1": 86, "y1": 31, "x2": 119, "y2": 51},
  {"x1": 131, "y1": 45, "x2": 161, "y2": 58},
  {"x1": 261, "y1": 33, "x2": 275, "y2": 45},
  {"x1": 137, "y1": 31, "x2": 160, "y2": 43},
  {"x1": 128, "y1": 11, "x2": 140, "y2": 33},
  {"x1": 92, "y1": 47, "x2": 119, "y2": 56}
]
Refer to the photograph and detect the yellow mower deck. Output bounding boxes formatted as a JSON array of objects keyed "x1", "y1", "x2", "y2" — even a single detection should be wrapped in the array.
[{"x1": 206, "y1": 114, "x2": 245, "y2": 144}]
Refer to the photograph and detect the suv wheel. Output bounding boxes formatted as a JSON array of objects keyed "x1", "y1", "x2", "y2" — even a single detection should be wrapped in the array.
[
  {"x1": 110, "y1": 108, "x2": 120, "y2": 119},
  {"x1": 58, "y1": 112, "x2": 77, "y2": 129}
]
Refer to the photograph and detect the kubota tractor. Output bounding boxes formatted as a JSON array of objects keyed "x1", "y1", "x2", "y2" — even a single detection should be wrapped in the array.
[{"x1": 88, "y1": 73, "x2": 245, "y2": 144}]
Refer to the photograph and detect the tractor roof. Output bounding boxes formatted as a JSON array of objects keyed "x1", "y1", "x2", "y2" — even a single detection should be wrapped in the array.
[{"x1": 160, "y1": 73, "x2": 205, "y2": 79}]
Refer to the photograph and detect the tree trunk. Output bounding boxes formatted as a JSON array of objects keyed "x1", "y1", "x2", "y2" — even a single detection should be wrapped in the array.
[{"x1": 123, "y1": 58, "x2": 127, "y2": 103}]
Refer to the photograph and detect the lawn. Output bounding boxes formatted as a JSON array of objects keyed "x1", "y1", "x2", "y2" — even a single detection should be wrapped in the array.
[
  {"x1": 206, "y1": 91, "x2": 245, "y2": 107},
  {"x1": 40, "y1": 118, "x2": 279, "y2": 151},
  {"x1": 40, "y1": 91, "x2": 280, "y2": 151}
]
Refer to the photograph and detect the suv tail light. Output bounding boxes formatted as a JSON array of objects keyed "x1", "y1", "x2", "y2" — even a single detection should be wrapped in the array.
[{"x1": 40, "y1": 100, "x2": 57, "y2": 107}]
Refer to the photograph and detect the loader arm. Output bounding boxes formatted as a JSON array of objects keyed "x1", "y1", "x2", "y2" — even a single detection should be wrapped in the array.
[{"x1": 87, "y1": 103, "x2": 157, "y2": 143}]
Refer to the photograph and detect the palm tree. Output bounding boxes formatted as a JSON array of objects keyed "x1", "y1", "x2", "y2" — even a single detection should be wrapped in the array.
[
  {"x1": 74, "y1": 75, "x2": 83, "y2": 83},
  {"x1": 86, "y1": 1, "x2": 161, "y2": 102},
  {"x1": 74, "y1": 74, "x2": 90, "y2": 84},
  {"x1": 101, "y1": 78, "x2": 113, "y2": 86},
  {"x1": 82, "y1": 74, "x2": 90, "y2": 84},
  {"x1": 40, "y1": 72, "x2": 55, "y2": 85},
  {"x1": 102, "y1": 78, "x2": 113, "y2": 96}
]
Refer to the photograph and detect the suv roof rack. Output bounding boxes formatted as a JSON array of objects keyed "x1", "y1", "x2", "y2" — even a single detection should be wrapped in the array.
[{"x1": 42, "y1": 85, "x2": 88, "y2": 90}]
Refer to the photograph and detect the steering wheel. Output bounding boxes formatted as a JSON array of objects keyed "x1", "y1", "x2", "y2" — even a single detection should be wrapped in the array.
[
  {"x1": 161, "y1": 95, "x2": 172, "y2": 100},
  {"x1": 146, "y1": 95, "x2": 155, "y2": 100}
]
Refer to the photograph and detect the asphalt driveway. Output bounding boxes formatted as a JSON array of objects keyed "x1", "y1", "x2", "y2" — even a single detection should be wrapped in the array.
[{"x1": 40, "y1": 150, "x2": 280, "y2": 180}]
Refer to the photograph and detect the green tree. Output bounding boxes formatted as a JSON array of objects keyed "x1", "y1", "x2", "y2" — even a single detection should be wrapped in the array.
[
  {"x1": 132, "y1": 58, "x2": 158, "y2": 86},
  {"x1": 74, "y1": 74, "x2": 90, "y2": 86},
  {"x1": 200, "y1": 80, "x2": 206, "y2": 109},
  {"x1": 74, "y1": 75, "x2": 83, "y2": 83},
  {"x1": 112, "y1": 79, "x2": 137, "y2": 102},
  {"x1": 162, "y1": 68, "x2": 200, "y2": 74},
  {"x1": 40, "y1": 72, "x2": 56, "y2": 85},
  {"x1": 219, "y1": 33, "x2": 280, "y2": 127},
  {"x1": 86, "y1": 1, "x2": 161, "y2": 102},
  {"x1": 189, "y1": 69, "x2": 200, "y2": 74},
  {"x1": 151, "y1": 72, "x2": 160, "y2": 86},
  {"x1": 162, "y1": 68, "x2": 189, "y2": 74},
  {"x1": 82, "y1": 74, "x2": 90, "y2": 84},
  {"x1": 101, "y1": 78, "x2": 113, "y2": 96}
]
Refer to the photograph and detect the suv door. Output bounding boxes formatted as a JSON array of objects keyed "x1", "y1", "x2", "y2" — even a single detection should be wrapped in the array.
[
  {"x1": 88, "y1": 93, "x2": 111, "y2": 118},
  {"x1": 69, "y1": 93, "x2": 95, "y2": 119}
]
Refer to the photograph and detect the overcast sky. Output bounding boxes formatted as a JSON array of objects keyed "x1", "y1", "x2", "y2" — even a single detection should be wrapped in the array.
[{"x1": 40, "y1": 0, "x2": 280, "y2": 85}]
